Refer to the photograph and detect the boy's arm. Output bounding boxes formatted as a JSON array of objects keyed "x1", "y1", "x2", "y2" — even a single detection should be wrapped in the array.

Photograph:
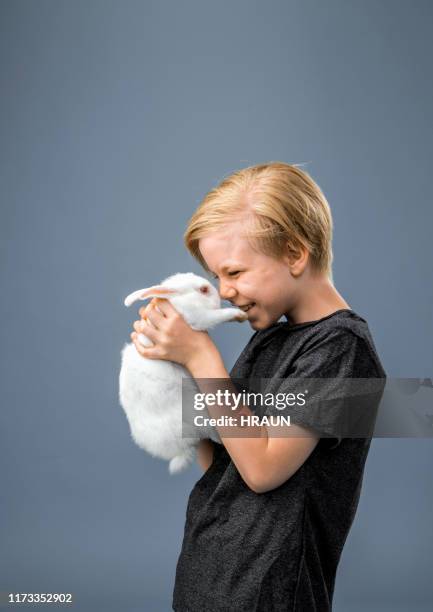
[
  {"x1": 187, "y1": 349, "x2": 319, "y2": 494},
  {"x1": 197, "y1": 438, "x2": 214, "y2": 472}
]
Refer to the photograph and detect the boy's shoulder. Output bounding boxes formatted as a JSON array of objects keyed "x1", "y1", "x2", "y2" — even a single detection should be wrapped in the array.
[
  {"x1": 252, "y1": 309, "x2": 370, "y2": 349},
  {"x1": 233, "y1": 309, "x2": 386, "y2": 380}
]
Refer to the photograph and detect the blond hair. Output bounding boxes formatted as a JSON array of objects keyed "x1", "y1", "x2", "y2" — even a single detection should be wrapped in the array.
[{"x1": 184, "y1": 161, "x2": 334, "y2": 281}]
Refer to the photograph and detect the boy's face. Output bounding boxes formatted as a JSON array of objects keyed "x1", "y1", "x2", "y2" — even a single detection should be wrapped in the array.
[{"x1": 199, "y1": 222, "x2": 302, "y2": 330}]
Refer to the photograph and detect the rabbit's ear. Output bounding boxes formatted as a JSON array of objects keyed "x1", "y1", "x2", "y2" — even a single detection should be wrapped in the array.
[{"x1": 124, "y1": 285, "x2": 177, "y2": 307}]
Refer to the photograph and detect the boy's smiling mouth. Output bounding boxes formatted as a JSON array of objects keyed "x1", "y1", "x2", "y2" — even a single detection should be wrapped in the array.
[{"x1": 238, "y1": 302, "x2": 255, "y2": 312}]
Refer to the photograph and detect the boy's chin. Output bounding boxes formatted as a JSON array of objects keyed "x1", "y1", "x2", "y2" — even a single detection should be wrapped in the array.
[{"x1": 248, "y1": 313, "x2": 280, "y2": 331}]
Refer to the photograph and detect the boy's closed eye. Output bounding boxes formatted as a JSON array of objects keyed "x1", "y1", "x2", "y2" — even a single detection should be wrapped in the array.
[{"x1": 211, "y1": 271, "x2": 241, "y2": 279}]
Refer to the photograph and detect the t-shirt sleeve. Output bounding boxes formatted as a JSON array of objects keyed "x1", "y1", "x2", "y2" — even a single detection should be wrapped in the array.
[{"x1": 261, "y1": 328, "x2": 385, "y2": 450}]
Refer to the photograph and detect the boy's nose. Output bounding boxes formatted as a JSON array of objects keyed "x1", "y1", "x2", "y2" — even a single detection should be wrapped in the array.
[{"x1": 219, "y1": 281, "x2": 237, "y2": 301}]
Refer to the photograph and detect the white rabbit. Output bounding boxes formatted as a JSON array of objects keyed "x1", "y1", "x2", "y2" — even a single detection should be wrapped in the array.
[{"x1": 119, "y1": 272, "x2": 248, "y2": 474}]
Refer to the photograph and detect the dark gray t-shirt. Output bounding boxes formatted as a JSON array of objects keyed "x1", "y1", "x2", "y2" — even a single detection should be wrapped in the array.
[{"x1": 172, "y1": 309, "x2": 386, "y2": 611}]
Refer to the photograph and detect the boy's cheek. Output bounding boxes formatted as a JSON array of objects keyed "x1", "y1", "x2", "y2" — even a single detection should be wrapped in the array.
[{"x1": 239, "y1": 281, "x2": 257, "y2": 298}]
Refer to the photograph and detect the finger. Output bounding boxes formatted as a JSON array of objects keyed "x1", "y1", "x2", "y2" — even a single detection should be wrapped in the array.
[
  {"x1": 138, "y1": 298, "x2": 158, "y2": 319},
  {"x1": 153, "y1": 297, "x2": 178, "y2": 317},
  {"x1": 133, "y1": 318, "x2": 156, "y2": 334},
  {"x1": 133, "y1": 320, "x2": 144, "y2": 333},
  {"x1": 131, "y1": 333, "x2": 159, "y2": 359},
  {"x1": 138, "y1": 305, "x2": 147, "y2": 318},
  {"x1": 145, "y1": 306, "x2": 166, "y2": 330},
  {"x1": 138, "y1": 303, "x2": 151, "y2": 319},
  {"x1": 137, "y1": 306, "x2": 158, "y2": 330},
  {"x1": 133, "y1": 320, "x2": 158, "y2": 342},
  {"x1": 139, "y1": 302, "x2": 163, "y2": 326}
]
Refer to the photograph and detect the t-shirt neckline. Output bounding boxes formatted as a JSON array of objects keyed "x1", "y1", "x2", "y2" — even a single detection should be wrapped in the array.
[{"x1": 278, "y1": 308, "x2": 356, "y2": 331}]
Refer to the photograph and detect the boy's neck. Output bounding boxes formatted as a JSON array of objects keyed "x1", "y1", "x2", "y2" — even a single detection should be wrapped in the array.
[{"x1": 284, "y1": 273, "x2": 351, "y2": 326}]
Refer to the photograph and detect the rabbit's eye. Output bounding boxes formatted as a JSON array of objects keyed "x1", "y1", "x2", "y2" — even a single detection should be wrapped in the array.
[{"x1": 199, "y1": 285, "x2": 209, "y2": 294}]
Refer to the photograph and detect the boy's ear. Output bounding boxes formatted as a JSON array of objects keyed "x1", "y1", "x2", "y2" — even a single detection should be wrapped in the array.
[
  {"x1": 124, "y1": 285, "x2": 177, "y2": 307},
  {"x1": 284, "y1": 243, "x2": 309, "y2": 276}
]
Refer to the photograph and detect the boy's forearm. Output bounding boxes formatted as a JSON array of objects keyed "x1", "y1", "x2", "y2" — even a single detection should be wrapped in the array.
[
  {"x1": 197, "y1": 439, "x2": 214, "y2": 472},
  {"x1": 187, "y1": 348, "x2": 269, "y2": 490}
]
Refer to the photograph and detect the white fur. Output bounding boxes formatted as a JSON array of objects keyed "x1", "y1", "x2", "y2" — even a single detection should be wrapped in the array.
[{"x1": 118, "y1": 272, "x2": 248, "y2": 474}]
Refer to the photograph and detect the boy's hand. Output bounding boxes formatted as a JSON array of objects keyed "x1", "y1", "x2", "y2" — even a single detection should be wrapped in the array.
[
  {"x1": 137, "y1": 297, "x2": 158, "y2": 331},
  {"x1": 130, "y1": 297, "x2": 218, "y2": 370}
]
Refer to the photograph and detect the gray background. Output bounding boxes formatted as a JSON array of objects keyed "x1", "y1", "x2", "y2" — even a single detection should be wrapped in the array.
[{"x1": 1, "y1": 1, "x2": 432, "y2": 610}]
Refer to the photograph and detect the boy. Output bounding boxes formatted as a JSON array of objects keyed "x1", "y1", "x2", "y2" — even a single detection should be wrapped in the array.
[{"x1": 131, "y1": 162, "x2": 386, "y2": 611}]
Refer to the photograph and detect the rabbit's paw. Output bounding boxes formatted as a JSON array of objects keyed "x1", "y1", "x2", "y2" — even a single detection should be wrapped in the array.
[{"x1": 233, "y1": 309, "x2": 249, "y2": 322}]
